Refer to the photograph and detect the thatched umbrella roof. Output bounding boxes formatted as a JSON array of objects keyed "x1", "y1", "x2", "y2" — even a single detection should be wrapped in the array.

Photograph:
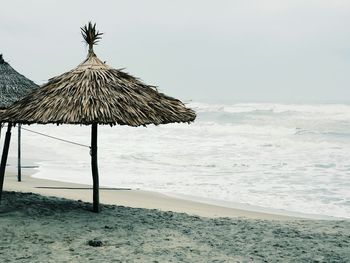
[
  {"x1": 0, "y1": 22, "x2": 195, "y2": 212},
  {"x1": 0, "y1": 54, "x2": 38, "y2": 110},
  {"x1": 0, "y1": 28, "x2": 195, "y2": 126},
  {"x1": 0, "y1": 54, "x2": 38, "y2": 184}
]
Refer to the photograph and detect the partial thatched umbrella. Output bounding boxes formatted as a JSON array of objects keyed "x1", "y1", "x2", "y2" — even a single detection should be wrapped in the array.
[
  {"x1": 0, "y1": 23, "x2": 196, "y2": 212},
  {"x1": 0, "y1": 54, "x2": 39, "y2": 181}
]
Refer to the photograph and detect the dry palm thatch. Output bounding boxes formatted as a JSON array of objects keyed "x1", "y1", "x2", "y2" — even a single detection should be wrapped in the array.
[
  {"x1": 0, "y1": 22, "x2": 196, "y2": 212},
  {"x1": 0, "y1": 54, "x2": 38, "y2": 110},
  {"x1": 0, "y1": 24, "x2": 195, "y2": 126},
  {"x1": 0, "y1": 54, "x2": 38, "y2": 184}
]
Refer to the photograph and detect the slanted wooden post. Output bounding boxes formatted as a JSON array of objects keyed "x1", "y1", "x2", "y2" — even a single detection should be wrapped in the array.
[
  {"x1": 91, "y1": 123, "x2": 100, "y2": 212},
  {"x1": 18, "y1": 124, "x2": 21, "y2": 182},
  {"x1": 0, "y1": 123, "x2": 13, "y2": 202}
]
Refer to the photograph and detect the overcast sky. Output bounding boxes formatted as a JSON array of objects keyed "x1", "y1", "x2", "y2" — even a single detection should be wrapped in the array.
[{"x1": 1, "y1": 0, "x2": 349, "y2": 103}]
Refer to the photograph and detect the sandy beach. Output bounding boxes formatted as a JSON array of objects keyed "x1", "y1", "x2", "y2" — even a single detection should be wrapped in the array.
[
  {"x1": 1, "y1": 192, "x2": 350, "y2": 262},
  {"x1": 1, "y1": 171, "x2": 349, "y2": 262}
]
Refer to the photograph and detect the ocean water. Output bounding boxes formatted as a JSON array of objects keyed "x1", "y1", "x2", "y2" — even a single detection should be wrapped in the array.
[{"x1": 5, "y1": 102, "x2": 350, "y2": 218}]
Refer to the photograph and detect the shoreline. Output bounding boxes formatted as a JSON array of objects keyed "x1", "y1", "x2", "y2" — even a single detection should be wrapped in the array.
[
  {"x1": 163, "y1": 192, "x2": 343, "y2": 220},
  {"x1": 2, "y1": 162, "x2": 342, "y2": 220},
  {"x1": 3, "y1": 171, "x2": 288, "y2": 220}
]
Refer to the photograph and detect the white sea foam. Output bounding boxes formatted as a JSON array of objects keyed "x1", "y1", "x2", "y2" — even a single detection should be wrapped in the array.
[{"x1": 4, "y1": 102, "x2": 350, "y2": 218}]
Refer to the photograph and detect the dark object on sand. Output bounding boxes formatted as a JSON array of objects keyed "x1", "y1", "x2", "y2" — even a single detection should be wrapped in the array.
[
  {"x1": 0, "y1": 22, "x2": 196, "y2": 212},
  {"x1": 88, "y1": 239, "x2": 104, "y2": 247},
  {"x1": 0, "y1": 54, "x2": 38, "y2": 182}
]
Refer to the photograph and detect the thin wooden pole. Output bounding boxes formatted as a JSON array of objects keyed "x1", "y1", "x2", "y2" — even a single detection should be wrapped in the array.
[
  {"x1": 91, "y1": 123, "x2": 100, "y2": 212},
  {"x1": 0, "y1": 123, "x2": 13, "y2": 203},
  {"x1": 18, "y1": 124, "x2": 21, "y2": 182}
]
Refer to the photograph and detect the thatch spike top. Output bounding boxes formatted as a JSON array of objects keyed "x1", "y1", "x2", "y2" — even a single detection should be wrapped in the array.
[
  {"x1": 81, "y1": 22, "x2": 103, "y2": 55},
  {"x1": 0, "y1": 54, "x2": 4, "y2": 64}
]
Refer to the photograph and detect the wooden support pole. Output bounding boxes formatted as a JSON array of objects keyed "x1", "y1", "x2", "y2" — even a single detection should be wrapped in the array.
[
  {"x1": 18, "y1": 124, "x2": 21, "y2": 182},
  {"x1": 0, "y1": 123, "x2": 13, "y2": 203},
  {"x1": 91, "y1": 123, "x2": 100, "y2": 212}
]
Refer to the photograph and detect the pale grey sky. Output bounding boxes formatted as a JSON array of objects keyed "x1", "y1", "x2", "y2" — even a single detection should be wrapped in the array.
[{"x1": 1, "y1": 0, "x2": 349, "y2": 103}]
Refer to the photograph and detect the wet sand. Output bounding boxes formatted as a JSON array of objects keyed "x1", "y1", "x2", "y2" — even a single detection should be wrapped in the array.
[{"x1": 3, "y1": 172, "x2": 298, "y2": 220}]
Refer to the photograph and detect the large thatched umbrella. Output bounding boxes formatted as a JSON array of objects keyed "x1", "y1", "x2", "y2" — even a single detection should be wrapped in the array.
[
  {"x1": 0, "y1": 23, "x2": 196, "y2": 212},
  {"x1": 0, "y1": 54, "x2": 39, "y2": 181}
]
